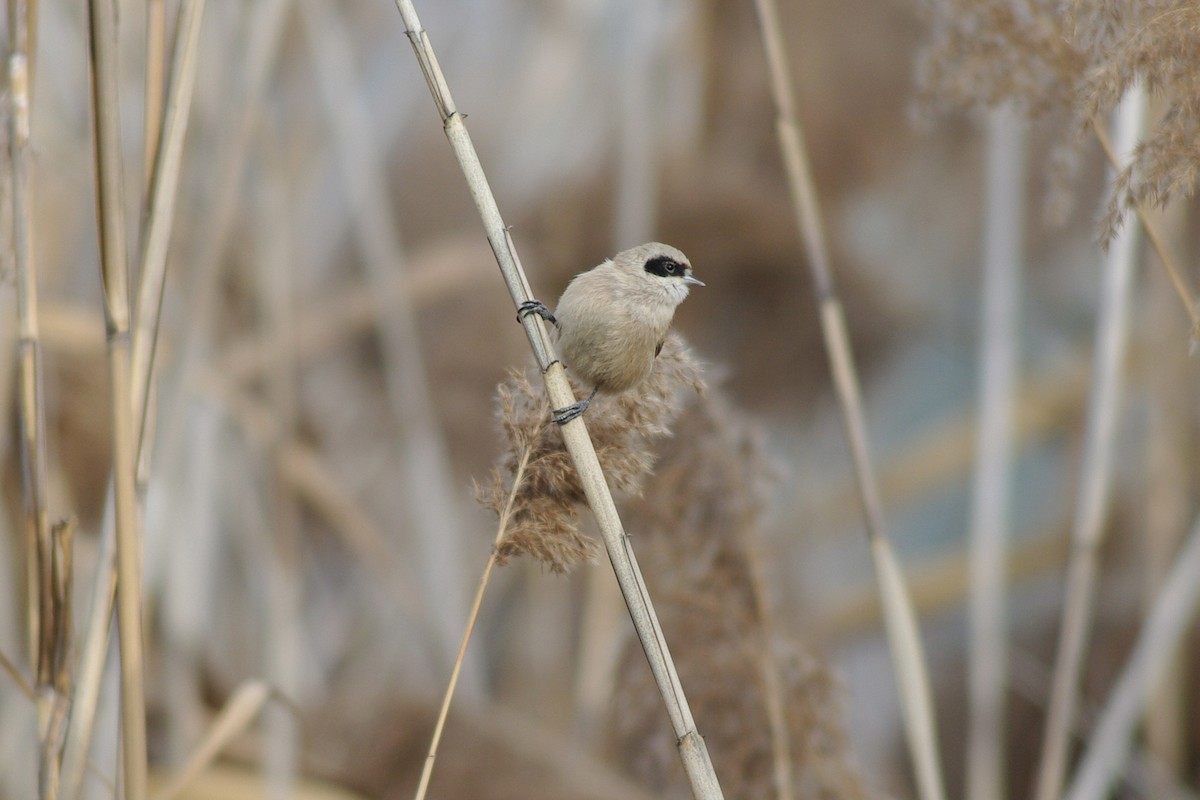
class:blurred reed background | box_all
[2,0,1199,798]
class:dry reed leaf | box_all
[153,680,282,800]
[476,333,705,573]
[150,764,365,800]
[0,649,34,701]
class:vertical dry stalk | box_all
[742,525,795,800]
[6,3,68,795]
[1034,84,1148,800]
[967,105,1024,800]
[1063,513,1200,800]
[390,3,724,796]
[614,0,660,248]
[750,2,946,798]
[1140,202,1190,784]
[85,0,148,797]
[258,146,301,799]
[37,520,74,800]
[60,5,206,795]
[7,0,50,687]
[149,0,288,487]
[143,0,166,190]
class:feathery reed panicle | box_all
[917,0,1200,246]
[609,389,866,800]
[914,0,1084,219]
[1079,4,1200,244]
[479,334,705,574]
[915,0,1082,117]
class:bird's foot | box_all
[517,299,557,327]
[552,387,598,426]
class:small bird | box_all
[519,242,703,425]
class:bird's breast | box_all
[556,300,670,394]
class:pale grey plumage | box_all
[541,242,701,423]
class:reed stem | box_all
[85,0,147,794]
[7,0,50,696]
[751,1,945,797]
[967,105,1024,800]
[60,5,207,795]
[1064,514,1200,800]
[1034,84,1148,800]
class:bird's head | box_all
[612,242,703,306]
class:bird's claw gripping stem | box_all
[552,386,598,426]
[517,299,557,327]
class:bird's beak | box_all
[683,271,705,287]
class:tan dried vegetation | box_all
[917,0,1200,240]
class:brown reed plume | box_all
[479,334,705,573]
[609,388,867,800]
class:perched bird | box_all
[519,242,703,424]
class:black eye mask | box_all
[644,255,687,278]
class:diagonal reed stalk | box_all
[85,0,147,797]
[152,680,284,800]
[1089,119,1199,337]
[413,446,532,800]
[60,3,207,796]
[1033,84,1148,800]
[967,105,1024,800]
[131,0,207,465]
[750,2,946,798]
[0,647,36,701]
[390,2,724,796]
[1063,513,1200,800]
